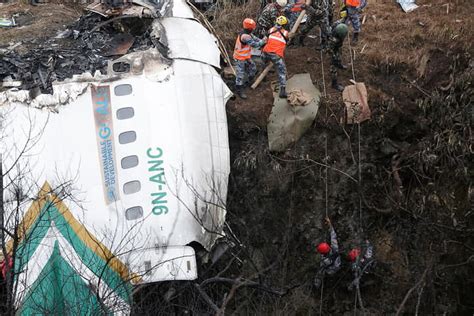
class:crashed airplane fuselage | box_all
[1,0,230,314]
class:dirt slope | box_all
[219,0,473,314]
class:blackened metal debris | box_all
[0,12,168,94]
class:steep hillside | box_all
[213,0,473,314]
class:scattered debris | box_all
[0,17,15,27]
[0,12,163,94]
[267,73,320,152]
[342,81,371,124]
[397,0,418,13]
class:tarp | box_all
[267,73,320,152]
[397,0,418,12]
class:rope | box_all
[319,278,324,316]
[320,29,327,98]
[347,31,356,81]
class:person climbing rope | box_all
[261,15,290,98]
[347,240,375,290]
[233,18,267,99]
[328,22,348,92]
[314,216,341,289]
[255,0,292,38]
[343,0,367,43]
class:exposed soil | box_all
[0,2,81,51]
[219,0,473,314]
[1,0,473,315]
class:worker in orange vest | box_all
[343,0,367,43]
[262,16,290,98]
[233,18,267,99]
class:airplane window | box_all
[123,180,141,195]
[117,107,134,120]
[121,155,138,169]
[119,131,137,144]
[114,84,132,96]
[125,206,143,220]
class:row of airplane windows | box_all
[114,84,144,221]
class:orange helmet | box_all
[316,242,331,254]
[243,18,256,30]
[348,248,361,262]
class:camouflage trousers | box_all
[344,6,361,33]
[299,13,330,41]
[288,11,300,29]
[262,52,287,87]
[235,58,257,86]
[329,45,342,81]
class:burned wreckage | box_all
[0,0,231,314]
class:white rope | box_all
[319,278,324,316]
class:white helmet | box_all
[276,0,287,7]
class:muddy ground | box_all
[215,0,473,314]
[1,0,473,315]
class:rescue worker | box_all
[347,240,374,290]
[314,216,341,289]
[233,18,267,99]
[262,16,290,98]
[294,0,331,48]
[343,0,367,43]
[287,0,306,29]
[256,0,291,38]
[328,22,348,92]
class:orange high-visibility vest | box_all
[233,33,252,60]
[291,0,306,12]
[262,27,289,58]
[346,0,361,7]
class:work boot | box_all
[235,85,247,99]
[352,32,359,44]
[279,86,287,98]
[331,79,344,92]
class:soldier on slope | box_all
[328,22,348,91]
[314,216,342,289]
[233,18,267,99]
[255,0,292,37]
[294,0,331,49]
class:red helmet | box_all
[243,18,256,30]
[348,248,361,262]
[316,242,331,254]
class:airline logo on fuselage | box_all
[91,85,120,204]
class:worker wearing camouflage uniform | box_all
[255,0,291,38]
[287,0,306,29]
[347,240,375,290]
[343,0,367,43]
[233,18,267,99]
[294,0,331,48]
[314,217,341,289]
[328,22,348,92]
[262,16,290,98]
